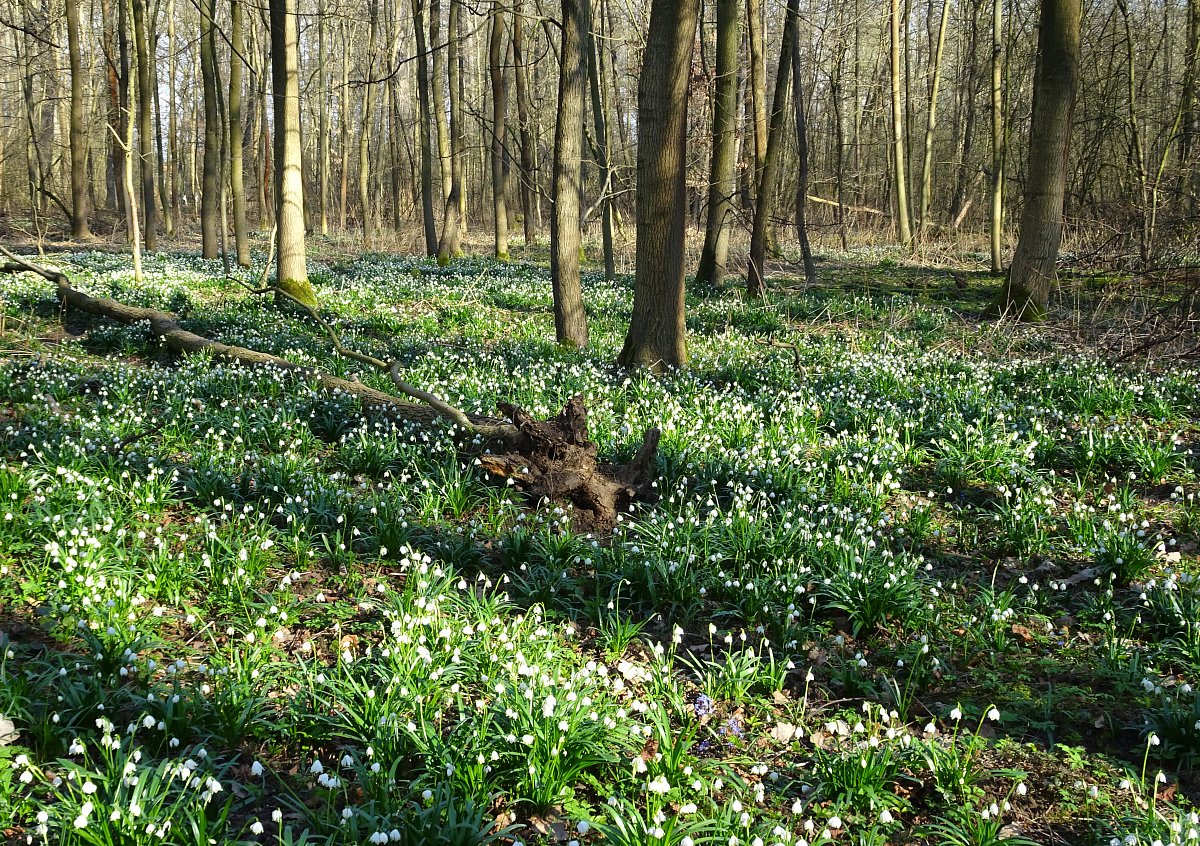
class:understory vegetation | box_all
[1,249,1199,845]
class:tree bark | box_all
[412,0,438,255]
[270,0,318,306]
[617,0,700,371]
[131,0,157,250]
[66,0,91,239]
[230,0,250,266]
[989,0,1005,273]
[359,0,379,248]
[791,14,816,284]
[585,0,615,278]
[551,0,590,348]
[200,0,220,258]
[430,0,452,203]
[437,0,466,263]
[513,0,537,249]
[918,0,951,239]
[747,0,798,299]
[987,0,1080,320]
[696,0,738,286]
[317,0,330,235]
[489,3,510,260]
[889,0,913,245]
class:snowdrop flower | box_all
[250,821,264,835]
[950,707,963,721]
[251,761,264,777]
[987,707,1001,721]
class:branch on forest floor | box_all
[0,248,662,528]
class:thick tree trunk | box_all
[167,0,179,221]
[696,0,738,286]
[513,0,537,249]
[66,0,90,239]
[123,0,143,281]
[889,0,913,245]
[437,0,465,263]
[339,25,351,232]
[359,0,379,248]
[230,0,250,266]
[200,0,220,258]
[550,0,590,348]
[617,0,700,371]
[132,0,157,251]
[489,4,510,260]
[318,0,330,235]
[987,0,1080,320]
[412,0,438,255]
[585,0,615,279]
[747,0,798,299]
[791,18,816,284]
[989,0,1005,273]
[150,14,173,238]
[270,0,318,306]
[918,0,951,239]
[430,0,452,203]
[746,0,768,185]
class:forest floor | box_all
[1,246,1199,846]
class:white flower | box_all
[987,707,1001,721]
[272,809,283,823]
[81,781,97,795]
[880,809,894,823]
[1016,782,1027,795]
[250,821,264,835]
[251,761,264,777]
[950,707,963,721]
[647,775,671,794]
[576,821,590,835]
[828,816,842,829]
[310,759,324,774]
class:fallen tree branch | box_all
[1,248,662,527]
[1,245,513,438]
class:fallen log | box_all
[0,249,660,527]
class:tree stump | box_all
[478,396,660,529]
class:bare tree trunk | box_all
[890,0,913,245]
[513,0,537,249]
[167,0,179,221]
[339,23,351,232]
[122,0,143,280]
[270,0,317,305]
[585,0,615,278]
[149,12,173,238]
[230,0,250,265]
[437,0,465,262]
[617,0,700,371]
[412,0,438,254]
[747,0,797,299]
[360,0,378,248]
[696,0,738,286]
[318,0,330,235]
[200,0,219,257]
[551,0,590,348]
[988,0,1080,319]
[131,0,158,250]
[791,11,815,283]
[918,0,950,239]
[746,0,767,185]
[430,0,451,203]
[490,2,510,260]
[989,0,1005,273]
[66,0,91,238]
